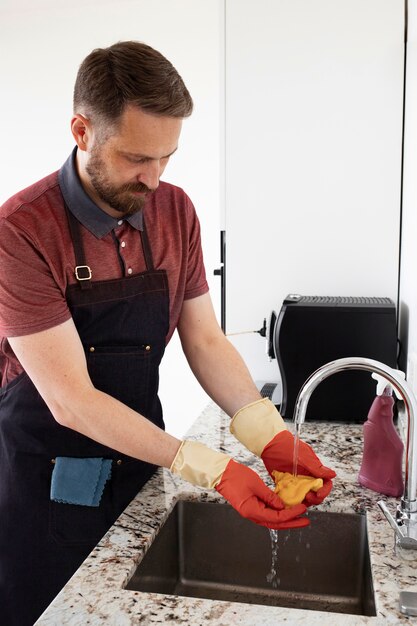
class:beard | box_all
[86,146,153,217]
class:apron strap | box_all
[65,204,92,290]
[140,221,155,271]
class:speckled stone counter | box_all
[35,404,417,625]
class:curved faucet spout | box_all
[293,357,417,526]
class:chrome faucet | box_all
[292,357,417,548]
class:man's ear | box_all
[71,114,91,151]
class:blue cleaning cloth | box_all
[50,457,112,507]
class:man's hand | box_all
[216,459,309,529]
[170,440,309,529]
[230,398,336,507]
[261,430,336,506]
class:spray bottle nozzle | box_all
[371,372,405,399]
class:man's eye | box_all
[126,156,147,164]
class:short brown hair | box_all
[73,41,193,126]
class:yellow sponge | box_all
[272,471,323,507]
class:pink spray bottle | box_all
[358,374,404,497]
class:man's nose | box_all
[137,160,161,190]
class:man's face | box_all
[84,106,182,217]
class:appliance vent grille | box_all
[299,296,393,306]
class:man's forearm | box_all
[8,321,182,469]
[49,385,182,468]
[182,333,262,417]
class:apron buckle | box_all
[75,265,92,281]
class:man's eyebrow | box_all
[119,147,178,159]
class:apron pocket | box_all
[86,345,152,414]
[50,457,112,506]
[49,459,115,546]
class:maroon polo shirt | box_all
[0,148,208,386]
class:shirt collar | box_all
[58,147,143,238]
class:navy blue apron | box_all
[0,206,169,626]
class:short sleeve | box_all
[0,217,71,337]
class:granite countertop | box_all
[36,404,417,625]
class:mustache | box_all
[122,182,154,194]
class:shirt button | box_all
[127,268,133,275]
[118,220,123,226]
[121,241,126,248]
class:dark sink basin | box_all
[125,500,376,616]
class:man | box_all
[0,41,335,625]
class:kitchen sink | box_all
[125,500,376,616]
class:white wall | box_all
[225,0,404,390]
[400,0,417,393]
[0,0,223,438]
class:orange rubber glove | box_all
[262,431,335,506]
[170,440,309,529]
[216,459,309,529]
[230,399,336,507]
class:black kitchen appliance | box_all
[273,295,397,422]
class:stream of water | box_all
[266,421,304,587]
[266,529,280,588]
[266,527,310,589]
